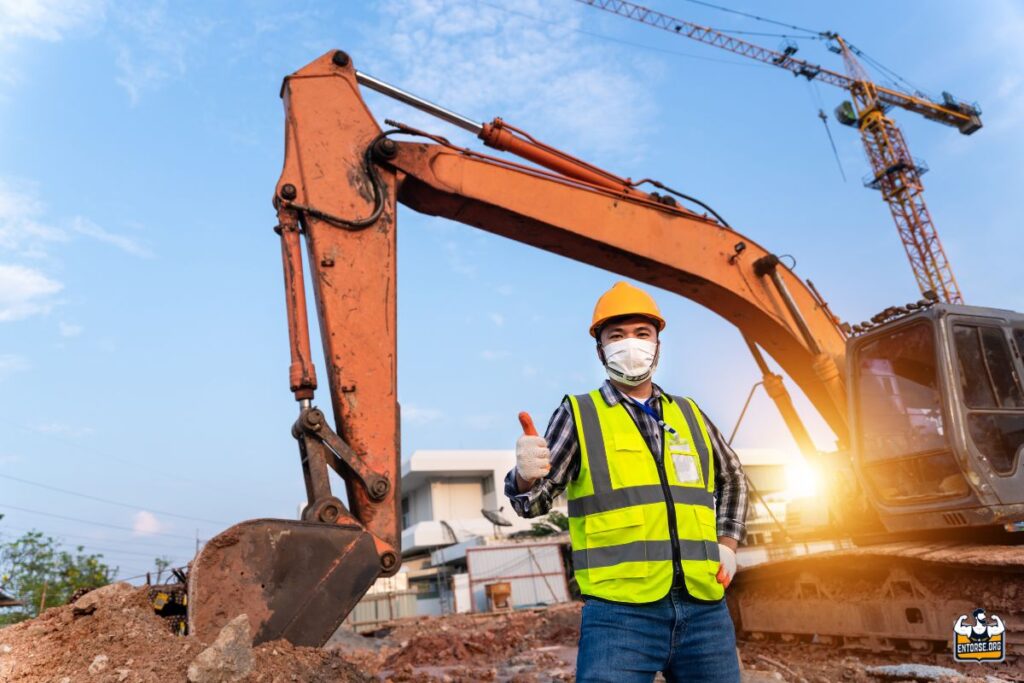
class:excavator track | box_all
[729,542,1024,668]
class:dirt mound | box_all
[0,583,372,682]
[386,622,523,668]
[335,603,581,681]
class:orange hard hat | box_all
[590,281,665,338]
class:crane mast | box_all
[832,36,963,303]
[575,0,980,304]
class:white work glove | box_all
[516,434,551,482]
[716,544,737,589]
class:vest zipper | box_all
[654,425,683,586]
[621,398,683,587]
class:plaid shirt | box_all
[504,380,748,542]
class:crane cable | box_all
[706,27,826,40]
[845,41,930,99]
[675,0,823,35]
[806,81,846,182]
[817,110,846,183]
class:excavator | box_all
[187,51,1024,657]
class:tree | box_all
[0,531,116,625]
[153,556,172,583]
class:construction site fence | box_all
[341,589,419,633]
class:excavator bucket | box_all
[187,518,381,646]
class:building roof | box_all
[401,450,514,491]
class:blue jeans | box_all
[575,587,740,682]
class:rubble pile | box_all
[2,585,1020,683]
[0,583,372,683]
[739,641,1021,683]
[328,603,581,682]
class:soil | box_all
[739,640,1022,683]
[1,585,1020,682]
[328,604,580,681]
[0,583,372,682]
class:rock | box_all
[865,664,965,681]
[74,582,134,615]
[0,644,11,654]
[186,615,254,683]
[89,654,109,674]
[741,673,785,683]
[116,668,131,681]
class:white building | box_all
[399,450,568,614]
[401,450,566,555]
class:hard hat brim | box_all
[590,313,666,338]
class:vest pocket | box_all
[582,507,649,582]
[610,430,660,489]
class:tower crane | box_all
[576,0,982,305]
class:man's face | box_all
[599,316,658,346]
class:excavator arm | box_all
[189,50,853,647]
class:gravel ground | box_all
[1,587,1019,682]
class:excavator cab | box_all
[848,303,1024,535]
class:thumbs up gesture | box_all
[516,411,550,482]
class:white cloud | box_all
[403,404,444,424]
[364,0,659,162]
[0,180,66,321]
[111,2,213,105]
[480,349,510,361]
[443,240,476,277]
[0,264,63,321]
[132,510,167,536]
[30,421,94,437]
[0,178,150,323]
[0,0,106,86]
[488,312,505,327]
[71,216,153,258]
[496,285,515,296]
[58,321,83,337]
[0,0,105,42]
[0,178,69,257]
[983,1,1024,131]
[0,353,30,379]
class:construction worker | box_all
[505,281,747,683]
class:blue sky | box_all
[1,0,1021,580]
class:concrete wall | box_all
[430,477,485,521]
[404,482,433,527]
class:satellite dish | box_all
[439,520,459,545]
[482,507,513,527]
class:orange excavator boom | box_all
[188,49,852,646]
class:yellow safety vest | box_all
[566,390,723,603]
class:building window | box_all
[401,496,410,529]
[482,476,494,495]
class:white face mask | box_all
[601,338,659,386]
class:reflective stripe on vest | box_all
[566,390,724,603]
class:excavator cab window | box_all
[952,324,1024,475]
[852,320,970,505]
